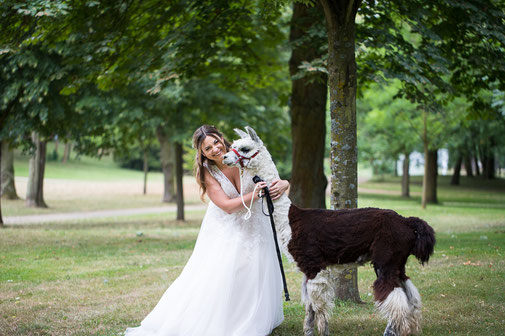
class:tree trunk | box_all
[156,126,176,202]
[463,155,473,177]
[321,0,361,303]
[473,154,480,176]
[26,132,48,208]
[143,148,148,195]
[1,141,19,199]
[423,149,438,206]
[62,141,71,163]
[53,138,59,160]
[401,152,410,197]
[0,141,4,227]
[483,154,495,179]
[482,138,496,179]
[451,154,462,185]
[289,2,328,209]
[175,142,184,221]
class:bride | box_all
[125,125,290,336]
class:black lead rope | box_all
[252,176,290,302]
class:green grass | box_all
[1,156,505,335]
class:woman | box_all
[125,125,290,336]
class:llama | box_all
[223,127,436,336]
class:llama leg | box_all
[383,321,397,336]
[402,279,422,334]
[374,276,411,336]
[303,303,316,336]
[302,276,316,336]
[306,271,334,336]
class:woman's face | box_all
[201,135,226,162]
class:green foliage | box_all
[358,81,420,172]
[1,0,292,172]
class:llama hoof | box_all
[383,322,398,336]
[303,329,315,336]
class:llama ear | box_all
[245,126,263,145]
[234,128,249,139]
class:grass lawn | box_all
[1,157,505,335]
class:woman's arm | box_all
[204,169,267,214]
[268,179,290,200]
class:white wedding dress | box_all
[125,164,284,336]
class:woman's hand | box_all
[269,179,290,200]
[254,181,268,200]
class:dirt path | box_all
[6,175,374,225]
[3,204,208,225]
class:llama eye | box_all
[241,147,250,153]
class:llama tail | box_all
[407,217,436,264]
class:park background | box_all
[1,1,504,335]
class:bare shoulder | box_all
[203,166,222,190]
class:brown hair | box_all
[192,125,231,201]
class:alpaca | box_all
[223,127,435,336]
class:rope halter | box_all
[230,148,259,168]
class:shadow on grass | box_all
[359,192,422,204]
[440,201,505,209]
[5,218,203,231]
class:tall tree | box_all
[0,141,3,227]
[1,141,19,200]
[26,132,48,208]
[175,142,185,221]
[289,2,328,209]
[156,126,176,203]
[320,0,362,302]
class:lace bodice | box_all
[205,163,241,199]
[202,162,269,259]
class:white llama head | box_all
[223,126,264,169]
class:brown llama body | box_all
[288,204,435,335]
[288,204,435,301]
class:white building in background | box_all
[397,149,449,176]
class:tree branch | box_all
[319,0,333,31]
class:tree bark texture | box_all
[175,142,184,221]
[321,0,362,303]
[0,141,4,227]
[1,141,19,199]
[289,2,328,209]
[26,132,48,208]
[401,152,410,197]
[451,155,462,185]
[156,126,176,203]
